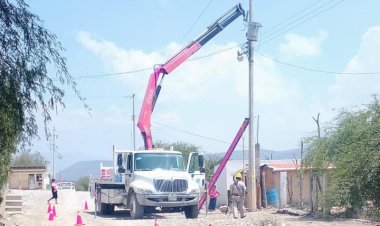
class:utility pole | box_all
[246,0,261,212]
[51,127,62,180]
[52,127,55,179]
[125,94,136,150]
[132,94,136,150]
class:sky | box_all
[25,0,380,173]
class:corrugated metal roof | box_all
[261,160,300,171]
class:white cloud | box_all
[279,31,328,58]
[75,31,317,151]
[329,26,380,107]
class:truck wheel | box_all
[96,189,112,215]
[144,206,155,214]
[129,193,144,219]
[106,204,115,215]
[184,204,198,219]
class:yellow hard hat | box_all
[235,172,242,179]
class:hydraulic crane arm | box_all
[137,4,245,149]
[198,118,249,210]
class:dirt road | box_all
[0,189,377,226]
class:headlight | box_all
[135,188,153,194]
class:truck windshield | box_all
[134,153,185,171]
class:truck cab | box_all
[91,148,205,219]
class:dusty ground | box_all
[0,189,378,226]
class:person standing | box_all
[208,185,220,211]
[230,172,246,219]
[47,179,58,204]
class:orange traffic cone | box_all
[75,211,84,225]
[47,203,51,213]
[154,218,159,226]
[48,210,54,221]
[84,201,88,210]
[52,205,57,217]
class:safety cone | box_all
[154,218,159,226]
[48,210,54,221]
[52,205,57,217]
[75,211,84,225]
[47,203,52,213]
[84,201,88,210]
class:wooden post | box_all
[261,170,267,208]
[300,141,304,206]
[322,173,328,217]
[309,171,314,213]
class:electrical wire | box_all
[255,50,379,75]
[260,0,345,45]
[264,0,324,35]
[153,122,230,145]
[179,0,214,45]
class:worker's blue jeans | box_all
[208,198,217,211]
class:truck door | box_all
[125,152,134,191]
[187,152,205,188]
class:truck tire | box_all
[144,206,155,214]
[184,204,198,219]
[96,189,113,215]
[129,193,144,219]
[106,204,115,215]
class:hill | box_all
[56,160,112,182]
[228,148,301,160]
[58,149,301,182]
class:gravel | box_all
[0,190,377,226]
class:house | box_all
[213,160,248,207]
[213,159,312,208]
[8,166,50,190]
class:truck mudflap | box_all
[136,193,199,207]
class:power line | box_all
[74,68,151,80]
[153,122,231,145]
[255,50,379,75]
[69,0,346,81]
[260,0,345,45]
[179,0,214,44]
[264,0,324,35]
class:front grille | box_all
[154,179,188,193]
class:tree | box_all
[154,141,200,166]
[11,150,47,167]
[76,176,89,191]
[0,0,86,187]
[305,95,380,218]
[204,153,222,180]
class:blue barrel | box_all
[266,188,279,207]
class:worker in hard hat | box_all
[229,172,246,219]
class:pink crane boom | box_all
[137,4,245,149]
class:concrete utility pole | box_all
[52,127,55,179]
[132,94,136,150]
[125,94,136,150]
[51,127,61,179]
[246,0,261,211]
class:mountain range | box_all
[57,148,301,182]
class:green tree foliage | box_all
[154,141,199,166]
[75,176,89,191]
[11,150,47,167]
[0,0,85,196]
[305,95,380,214]
[204,153,222,180]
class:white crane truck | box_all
[90,4,245,219]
